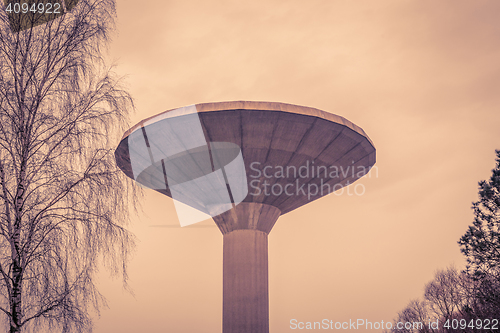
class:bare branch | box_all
[0,1,140,332]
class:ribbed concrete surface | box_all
[115,101,376,216]
[213,203,281,234]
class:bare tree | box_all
[0,1,136,332]
[388,267,480,333]
[389,299,434,333]
[424,267,468,324]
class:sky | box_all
[93,1,500,332]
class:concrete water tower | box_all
[115,101,375,333]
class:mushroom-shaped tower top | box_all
[115,101,375,225]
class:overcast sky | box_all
[94,1,500,332]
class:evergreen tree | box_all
[459,149,500,316]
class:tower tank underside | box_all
[116,105,375,217]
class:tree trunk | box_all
[10,257,22,333]
[10,160,26,333]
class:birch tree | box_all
[0,1,136,332]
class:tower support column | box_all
[223,229,269,333]
[212,203,281,333]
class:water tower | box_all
[115,101,375,333]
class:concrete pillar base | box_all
[213,203,281,333]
